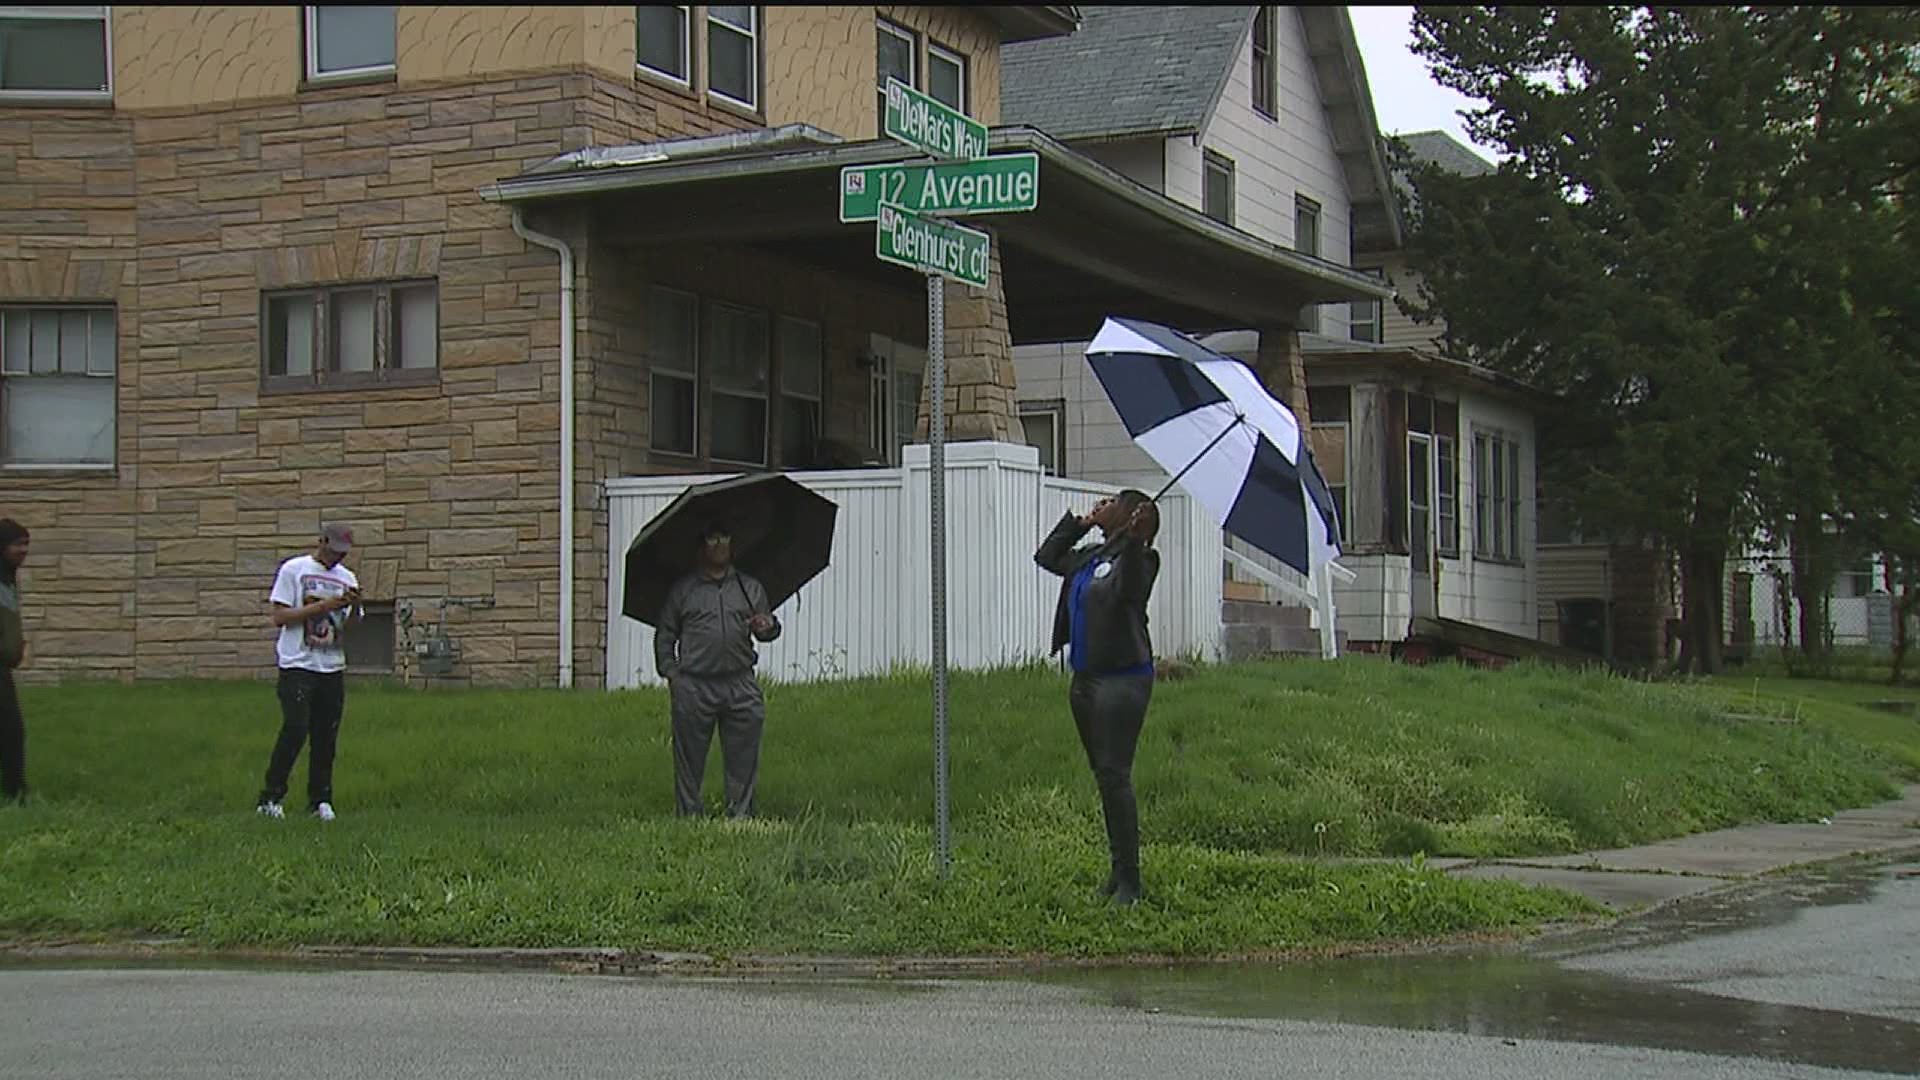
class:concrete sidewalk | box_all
[1449,784,1920,911]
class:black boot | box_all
[1100,782,1143,906]
[1111,862,1144,906]
[1098,865,1118,899]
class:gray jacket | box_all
[653,569,782,679]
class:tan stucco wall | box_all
[111,6,614,111]
[112,6,302,110]
[766,5,1002,138]
[398,6,591,83]
[111,6,1005,128]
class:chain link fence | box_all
[1724,553,1916,678]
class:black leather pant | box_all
[1069,671,1153,878]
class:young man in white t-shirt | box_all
[256,523,362,822]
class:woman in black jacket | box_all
[1034,490,1161,905]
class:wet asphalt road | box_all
[1,855,1914,1079]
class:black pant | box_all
[259,668,346,809]
[670,671,766,818]
[0,669,24,803]
[1069,671,1153,876]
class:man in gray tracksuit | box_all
[653,523,782,819]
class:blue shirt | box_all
[1067,557,1154,677]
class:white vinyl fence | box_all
[604,442,1226,688]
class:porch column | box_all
[1255,325,1311,429]
[916,233,1020,442]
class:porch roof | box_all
[479,125,1393,343]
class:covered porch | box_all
[478,125,1390,685]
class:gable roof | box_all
[1000,5,1255,141]
[1387,129,1496,202]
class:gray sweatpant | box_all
[669,671,766,818]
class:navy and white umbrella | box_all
[1085,317,1342,576]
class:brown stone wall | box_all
[915,238,1019,442]
[0,109,140,680]
[0,69,758,687]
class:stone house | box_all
[0,3,1075,686]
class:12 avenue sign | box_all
[840,152,1039,223]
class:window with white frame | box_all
[876,17,916,135]
[1435,432,1458,555]
[1474,429,1524,561]
[1,306,116,466]
[1251,7,1276,119]
[1203,150,1235,226]
[706,5,758,109]
[1018,400,1066,475]
[1348,267,1385,343]
[635,5,691,84]
[305,5,396,81]
[1295,195,1322,332]
[0,5,110,98]
[648,286,698,457]
[778,316,823,468]
[707,301,769,465]
[928,40,967,114]
[262,282,437,390]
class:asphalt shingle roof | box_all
[1387,129,1496,202]
[1001,6,1254,140]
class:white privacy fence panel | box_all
[604,442,1223,689]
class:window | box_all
[1474,430,1524,561]
[262,282,438,391]
[648,287,698,457]
[1295,195,1322,332]
[1435,433,1458,555]
[876,17,916,136]
[1,306,115,466]
[1018,400,1066,475]
[928,41,967,113]
[305,5,396,81]
[778,316,823,468]
[1309,422,1348,541]
[1408,434,1432,573]
[1251,7,1276,119]
[1348,267,1385,343]
[707,302,769,465]
[867,338,926,466]
[1839,559,1880,598]
[1203,151,1235,225]
[0,5,109,98]
[636,5,691,84]
[707,5,758,110]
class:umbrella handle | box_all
[736,574,761,618]
[1153,413,1247,501]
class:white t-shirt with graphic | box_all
[269,554,360,673]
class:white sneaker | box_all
[313,802,337,822]
[257,801,285,820]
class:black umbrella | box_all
[621,473,839,627]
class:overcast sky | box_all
[1347,6,1490,153]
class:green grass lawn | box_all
[0,659,1913,958]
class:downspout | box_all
[511,208,576,689]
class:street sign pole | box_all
[860,90,1036,881]
[927,271,951,880]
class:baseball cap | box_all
[321,523,355,554]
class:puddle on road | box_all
[1027,856,1920,1076]
[1024,951,1919,1075]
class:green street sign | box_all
[876,202,991,288]
[840,152,1039,223]
[883,77,988,161]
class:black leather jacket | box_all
[1034,510,1160,673]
